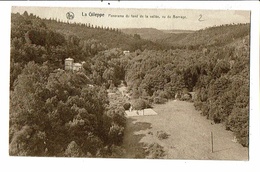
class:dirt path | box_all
[122,100,248,160]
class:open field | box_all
[122,100,248,160]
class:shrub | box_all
[108,123,125,145]
[109,145,126,158]
[132,98,150,110]
[180,93,192,101]
[144,143,165,159]
[226,106,249,147]
[158,90,170,99]
[153,97,160,104]
[194,101,203,110]
[64,141,85,157]
[201,103,209,117]
[134,151,146,159]
[123,102,131,110]
[153,97,167,104]
[134,148,146,159]
[156,130,169,140]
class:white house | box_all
[65,58,84,72]
[73,63,82,71]
[65,58,74,71]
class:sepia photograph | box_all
[0,0,259,171]
[8,6,251,161]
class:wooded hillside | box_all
[10,12,126,157]
[122,24,250,50]
[44,18,164,51]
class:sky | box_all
[12,6,250,31]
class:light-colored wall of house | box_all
[65,58,83,71]
[73,63,82,71]
[65,60,74,70]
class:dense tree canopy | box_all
[9,12,126,157]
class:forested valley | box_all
[9,11,250,157]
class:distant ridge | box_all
[121,24,249,49]
[161,29,195,34]
[121,28,192,42]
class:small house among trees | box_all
[65,58,85,71]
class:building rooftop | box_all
[73,63,82,66]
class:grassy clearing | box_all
[122,100,248,160]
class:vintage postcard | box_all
[9,5,250,161]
